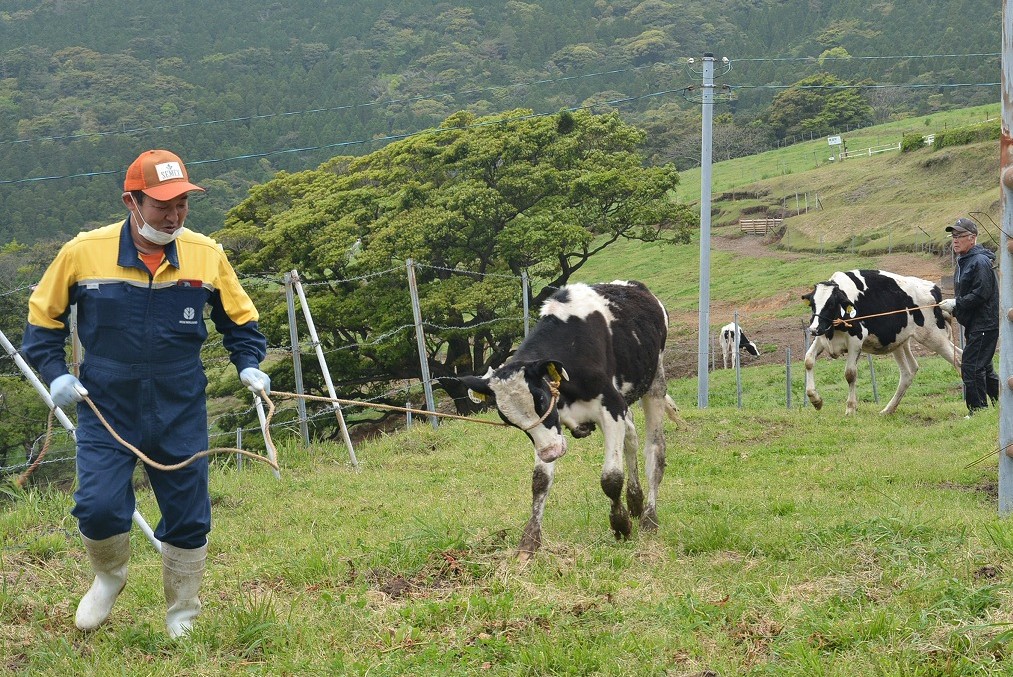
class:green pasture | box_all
[677,103,1001,201]
[676,103,1001,255]
[4,351,1010,675]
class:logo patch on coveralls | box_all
[180,306,199,325]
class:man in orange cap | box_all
[22,149,270,638]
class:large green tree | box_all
[216,109,695,436]
[766,73,874,140]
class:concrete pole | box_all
[998,0,1013,514]
[697,53,716,408]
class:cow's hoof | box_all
[626,486,644,518]
[517,522,541,560]
[610,508,632,540]
[641,507,659,532]
[812,398,823,410]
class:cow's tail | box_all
[664,394,686,428]
[942,312,963,370]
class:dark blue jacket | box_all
[954,244,998,333]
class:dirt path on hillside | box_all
[662,233,951,381]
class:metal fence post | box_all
[284,272,311,447]
[407,259,438,429]
[786,347,792,409]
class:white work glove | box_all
[240,367,271,396]
[50,374,88,408]
[939,299,956,313]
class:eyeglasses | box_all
[950,233,973,240]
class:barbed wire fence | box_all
[1,261,854,491]
[0,261,541,486]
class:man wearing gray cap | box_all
[939,217,999,415]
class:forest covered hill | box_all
[0,0,1002,245]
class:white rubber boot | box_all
[162,542,207,639]
[75,532,130,631]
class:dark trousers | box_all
[961,328,999,412]
[73,355,211,549]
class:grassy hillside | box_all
[678,103,1002,253]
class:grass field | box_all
[3,354,1010,675]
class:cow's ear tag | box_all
[546,363,569,382]
[467,389,486,404]
[846,305,856,318]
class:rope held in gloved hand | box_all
[16,394,280,488]
[78,395,280,472]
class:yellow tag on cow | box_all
[846,305,856,318]
[467,389,486,404]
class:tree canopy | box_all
[217,108,695,433]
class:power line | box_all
[0,52,1000,188]
[733,52,999,63]
[0,60,689,148]
[0,51,997,148]
[731,81,1000,91]
[0,87,690,187]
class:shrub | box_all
[932,121,1000,149]
[901,133,926,153]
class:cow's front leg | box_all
[517,459,556,562]
[804,338,824,410]
[601,414,631,540]
[844,352,860,415]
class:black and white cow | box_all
[453,280,681,560]
[719,322,760,369]
[802,269,961,415]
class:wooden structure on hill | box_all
[739,217,783,235]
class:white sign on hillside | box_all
[827,135,842,146]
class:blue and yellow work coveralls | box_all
[22,218,267,548]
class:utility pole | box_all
[998,0,1013,513]
[690,52,731,408]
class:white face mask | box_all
[130,195,183,246]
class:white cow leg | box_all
[881,342,917,414]
[621,412,643,519]
[804,340,824,410]
[844,353,860,415]
[517,459,556,562]
[639,388,668,532]
[600,414,631,541]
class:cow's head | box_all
[802,281,856,337]
[453,359,570,463]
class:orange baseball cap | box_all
[123,149,205,201]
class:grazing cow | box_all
[719,322,760,369]
[801,269,961,415]
[452,280,681,560]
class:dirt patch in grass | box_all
[937,478,998,498]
